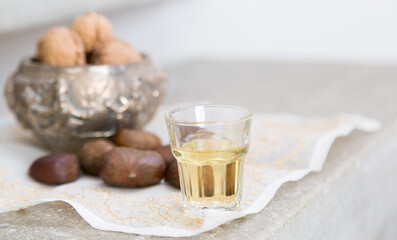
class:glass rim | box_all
[164,104,253,125]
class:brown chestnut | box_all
[113,129,161,150]
[79,139,115,175]
[100,147,166,187]
[29,153,79,185]
[156,144,177,168]
[165,160,180,189]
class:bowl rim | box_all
[20,53,152,70]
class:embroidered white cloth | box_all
[0,109,380,237]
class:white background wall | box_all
[1,0,397,114]
[110,0,397,66]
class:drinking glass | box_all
[165,104,252,215]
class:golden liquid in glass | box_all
[172,138,248,209]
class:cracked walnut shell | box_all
[90,39,142,65]
[36,27,85,66]
[71,12,113,52]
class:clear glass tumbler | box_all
[165,104,253,215]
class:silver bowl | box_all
[4,56,167,151]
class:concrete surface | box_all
[1,61,397,239]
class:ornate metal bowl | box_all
[4,56,167,151]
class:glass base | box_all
[183,200,241,217]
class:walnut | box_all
[90,39,142,65]
[36,27,85,66]
[71,12,113,52]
